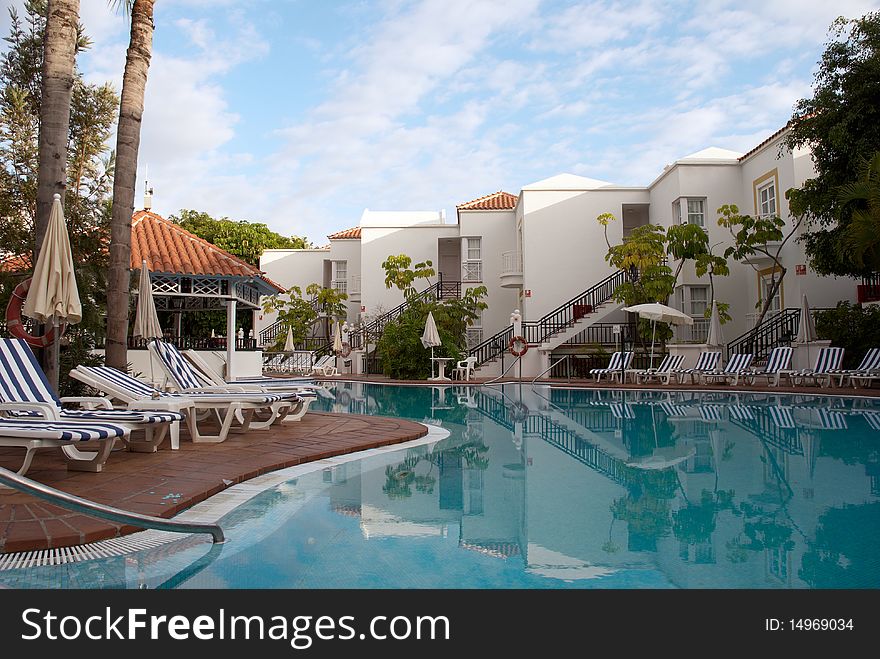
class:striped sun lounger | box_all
[71,366,298,444]
[0,338,184,453]
[589,352,634,383]
[0,418,129,475]
[743,347,793,387]
[788,347,845,387]
[674,351,721,384]
[702,353,754,386]
[832,348,880,387]
[632,354,686,385]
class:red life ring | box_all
[340,341,352,358]
[509,335,529,357]
[4,277,64,348]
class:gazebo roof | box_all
[131,210,282,294]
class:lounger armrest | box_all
[180,385,250,394]
[0,401,61,419]
[60,396,114,410]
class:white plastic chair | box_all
[452,356,477,381]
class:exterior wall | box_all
[738,140,857,316]
[359,222,459,320]
[520,187,649,319]
[327,238,362,323]
[256,248,327,336]
[649,162,753,340]
[458,208,520,339]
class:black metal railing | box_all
[347,276,460,351]
[564,321,638,347]
[726,307,830,364]
[468,269,628,367]
[470,388,634,487]
[123,335,260,351]
[258,298,324,346]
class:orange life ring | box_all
[340,341,352,358]
[509,335,529,357]
[4,277,64,348]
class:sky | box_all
[1,0,877,244]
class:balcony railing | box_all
[466,328,484,348]
[462,260,482,282]
[331,279,347,294]
[671,317,710,343]
[501,250,522,275]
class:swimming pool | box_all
[2,384,879,588]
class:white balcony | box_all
[499,250,523,288]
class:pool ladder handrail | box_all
[0,466,225,544]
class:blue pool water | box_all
[2,384,879,589]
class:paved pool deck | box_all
[0,412,427,553]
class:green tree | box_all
[835,151,880,271]
[785,12,880,276]
[171,209,311,267]
[599,216,676,345]
[717,203,802,327]
[0,1,117,390]
[374,254,486,379]
[261,283,348,349]
[666,223,731,323]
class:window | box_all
[757,180,776,219]
[673,198,706,227]
[463,237,482,282]
[761,274,782,314]
[686,199,705,227]
[332,261,347,293]
[466,310,483,347]
[677,286,708,316]
[689,286,708,316]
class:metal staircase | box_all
[726,308,800,364]
[469,269,628,367]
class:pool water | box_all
[2,384,879,589]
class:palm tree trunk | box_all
[105,0,154,370]
[35,0,80,390]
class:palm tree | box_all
[106,0,154,370]
[35,0,81,389]
[838,151,880,273]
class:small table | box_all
[429,357,453,381]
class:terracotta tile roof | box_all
[0,254,31,273]
[738,124,790,162]
[327,226,361,239]
[456,190,518,210]
[131,210,283,291]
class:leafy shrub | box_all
[814,301,880,368]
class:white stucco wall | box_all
[458,208,520,338]
[359,218,459,319]
[257,248,328,335]
[327,238,362,323]
[519,186,649,319]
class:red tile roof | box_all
[131,210,283,291]
[456,190,518,210]
[738,124,790,162]
[327,226,361,240]
[0,254,31,273]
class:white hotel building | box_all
[257,127,858,377]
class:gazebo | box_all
[131,210,283,379]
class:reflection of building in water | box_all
[322,382,878,587]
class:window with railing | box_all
[463,238,482,282]
[466,310,483,347]
[332,261,347,293]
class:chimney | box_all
[144,180,153,210]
